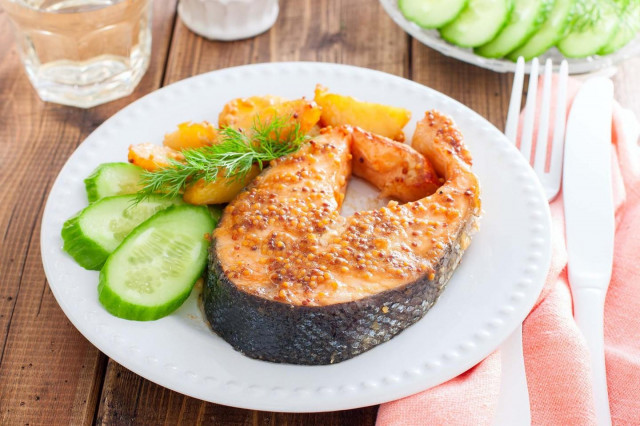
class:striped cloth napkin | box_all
[377,78,640,426]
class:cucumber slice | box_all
[85,162,144,203]
[557,0,621,57]
[508,0,575,61]
[440,0,514,48]
[61,195,183,270]
[475,0,554,58]
[399,0,469,29]
[98,205,216,321]
[599,0,639,55]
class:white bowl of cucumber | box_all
[381,0,640,74]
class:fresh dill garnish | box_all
[135,115,308,202]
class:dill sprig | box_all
[135,115,308,202]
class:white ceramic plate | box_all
[380,0,640,74]
[41,62,551,412]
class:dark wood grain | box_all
[0,0,177,424]
[163,0,408,85]
[410,40,513,130]
[96,361,377,425]
[1,0,639,424]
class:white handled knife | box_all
[563,77,614,426]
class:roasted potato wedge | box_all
[163,121,218,150]
[183,165,261,205]
[128,143,184,171]
[219,96,321,140]
[314,85,411,142]
[218,95,286,130]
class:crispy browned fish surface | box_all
[351,127,441,202]
[204,110,481,364]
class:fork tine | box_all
[533,59,553,178]
[519,58,540,163]
[547,60,569,200]
[505,57,525,144]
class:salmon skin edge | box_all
[203,215,476,366]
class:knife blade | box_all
[563,77,614,426]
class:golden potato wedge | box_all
[269,99,322,137]
[314,85,411,142]
[183,165,261,205]
[128,143,184,171]
[218,95,286,130]
[163,121,218,150]
[218,96,321,140]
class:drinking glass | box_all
[1,0,152,108]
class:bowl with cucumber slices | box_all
[381,0,640,73]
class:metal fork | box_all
[493,57,569,426]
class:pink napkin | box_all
[376,78,640,426]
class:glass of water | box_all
[1,0,152,108]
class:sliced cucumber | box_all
[399,0,469,29]
[508,0,575,60]
[98,205,215,321]
[599,0,640,55]
[557,0,621,57]
[61,195,183,270]
[440,0,514,48]
[475,0,554,58]
[85,162,144,203]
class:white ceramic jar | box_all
[178,0,279,41]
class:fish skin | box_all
[204,223,471,365]
[204,110,480,365]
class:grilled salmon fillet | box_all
[204,110,481,364]
[351,127,441,202]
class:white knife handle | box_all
[572,286,611,426]
[493,325,531,426]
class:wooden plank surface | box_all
[411,41,512,129]
[0,0,638,424]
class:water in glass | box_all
[1,0,152,108]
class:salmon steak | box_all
[204,110,481,365]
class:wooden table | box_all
[1,0,638,424]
